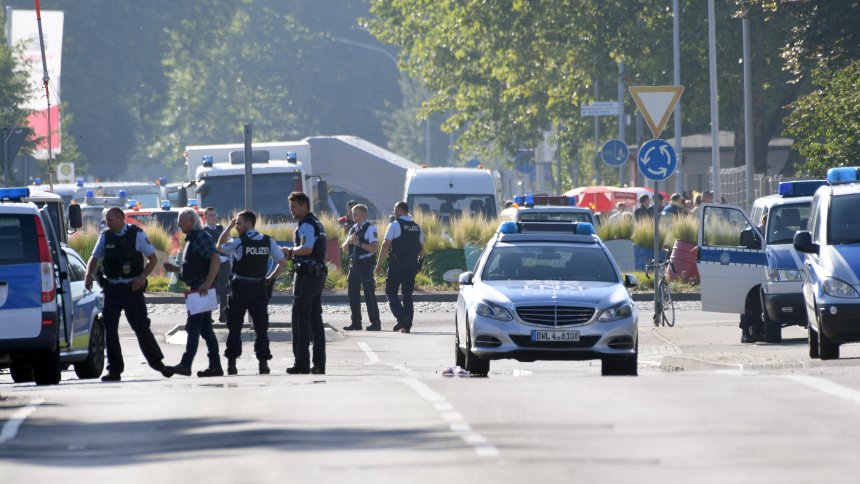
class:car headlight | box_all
[476,301,513,321]
[822,278,860,298]
[598,302,634,322]
[767,269,802,282]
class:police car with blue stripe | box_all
[455,220,639,376]
[696,180,824,343]
[794,167,860,360]
[0,187,105,385]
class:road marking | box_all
[358,341,500,460]
[0,398,44,445]
[782,375,860,405]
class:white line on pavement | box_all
[0,398,45,445]
[356,341,380,364]
[781,375,860,405]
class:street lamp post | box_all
[707,0,722,202]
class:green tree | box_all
[0,7,34,184]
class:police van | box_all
[794,167,860,360]
[696,181,824,343]
[0,187,105,385]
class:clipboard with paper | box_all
[184,288,219,315]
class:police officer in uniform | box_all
[217,210,288,375]
[284,191,328,375]
[341,204,381,331]
[376,201,424,333]
[204,207,230,323]
[84,207,173,381]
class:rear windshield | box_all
[0,214,38,265]
[517,211,593,223]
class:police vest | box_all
[348,222,374,259]
[232,233,271,278]
[102,225,145,279]
[203,224,224,242]
[391,219,421,263]
[180,230,212,288]
[294,213,327,265]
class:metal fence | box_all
[710,165,786,212]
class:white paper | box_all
[185,289,219,316]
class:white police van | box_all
[794,167,860,359]
[696,181,823,343]
[0,187,105,385]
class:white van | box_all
[404,167,499,220]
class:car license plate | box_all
[531,330,580,342]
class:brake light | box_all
[33,215,56,303]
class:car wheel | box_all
[808,323,820,359]
[74,316,105,379]
[10,361,34,383]
[819,328,840,360]
[463,318,490,376]
[761,291,782,343]
[454,317,466,368]
[33,348,61,385]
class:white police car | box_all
[0,187,105,385]
[500,194,599,226]
[794,167,860,359]
[695,181,823,343]
[455,221,639,376]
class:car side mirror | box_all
[177,186,188,207]
[793,230,819,255]
[740,228,761,250]
[67,203,82,229]
[458,271,474,285]
[623,273,638,288]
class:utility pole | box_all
[707,0,722,202]
[673,0,684,194]
[243,124,253,210]
[617,62,626,186]
[742,9,755,209]
[593,81,601,185]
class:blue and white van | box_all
[696,181,824,343]
[794,167,860,360]
[0,187,104,385]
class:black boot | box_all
[227,358,238,375]
[259,360,270,375]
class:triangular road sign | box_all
[629,86,684,138]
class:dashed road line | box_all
[781,375,860,405]
[359,341,500,459]
[0,398,44,445]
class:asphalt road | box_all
[2,302,860,483]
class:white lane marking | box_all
[0,398,45,445]
[782,375,860,405]
[358,341,499,459]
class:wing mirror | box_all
[458,271,474,285]
[67,203,82,229]
[793,230,819,255]
[623,273,638,288]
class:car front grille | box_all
[516,305,595,326]
[509,335,600,348]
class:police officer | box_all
[375,201,424,333]
[341,204,381,331]
[284,191,328,375]
[217,210,288,375]
[84,207,173,381]
[337,200,358,234]
[203,207,230,323]
[163,208,223,376]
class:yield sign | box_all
[629,86,684,138]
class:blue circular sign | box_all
[637,139,677,181]
[601,139,629,168]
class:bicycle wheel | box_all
[661,279,675,327]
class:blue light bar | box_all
[498,221,520,234]
[118,190,127,199]
[575,222,596,236]
[525,194,535,207]
[202,155,214,167]
[127,199,138,209]
[0,187,30,202]
[514,195,524,205]
[778,180,826,197]
[76,178,84,187]
[287,151,297,163]
[161,200,171,210]
[85,189,94,198]
[567,196,577,206]
[159,177,168,186]
[34,177,41,185]
[827,167,860,185]
[188,198,198,207]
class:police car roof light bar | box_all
[0,187,31,202]
[778,180,827,197]
[827,167,860,185]
[498,220,597,236]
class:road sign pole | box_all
[654,180,660,311]
[244,124,253,211]
[673,0,684,194]
[593,81,601,185]
[708,0,721,202]
[743,14,755,211]
[618,62,626,186]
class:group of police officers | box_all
[82,192,424,381]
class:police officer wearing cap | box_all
[341,204,381,331]
[376,201,424,333]
[84,207,173,381]
[217,210,288,375]
[283,191,328,375]
[203,206,230,323]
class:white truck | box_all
[403,167,501,221]
[184,136,418,219]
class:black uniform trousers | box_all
[348,256,380,326]
[214,260,231,322]
[224,278,272,361]
[291,268,327,370]
[385,259,418,329]
[102,283,165,375]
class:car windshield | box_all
[766,203,810,244]
[517,211,593,223]
[197,173,302,220]
[407,194,496,219]
[829,193,860,244]
[126,211,179,234]
[481,244,618,283]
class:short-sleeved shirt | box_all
[295,221,318,251]
[92,223,157,259]
[348,221,379,260]
[220,229,285,264]
[383,215,425,243]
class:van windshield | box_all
[407,194,496,220]
[197,173,302,220]
[766,203,811,244]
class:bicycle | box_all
[645,259,675,327]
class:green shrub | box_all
[141,221,172,253]
[598,217,634,241]
[69,229,99,262]
[671,215,698,244]
[704,218,742,246]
